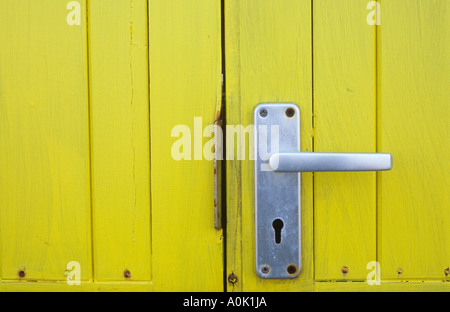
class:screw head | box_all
[228,273,238,284]
[18,270,26,278]
[287,264,298,275]
[259,109,268,118]
[445,268,450,276]
[397,268,403,275]
[123,270,131,279]
[341,266,349,274]
[260,265,271,275]
[285,108,296,118]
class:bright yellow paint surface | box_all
[89,0,152,281]
[0,0,92,282]
[225,0,315,292]
[0,0,223,291]
[378,0,450,280]
[314,0,377,281]
[0,0,448,292]
[226,0,449,291]
[149,0,224,291]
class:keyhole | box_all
[272,219,284,244]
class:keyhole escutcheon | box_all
[272,218,284,244]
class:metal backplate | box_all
[254,103,301,279]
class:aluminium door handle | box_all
[254,103,393,279]
[269,152,392,172]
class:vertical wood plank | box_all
[0,0,92,281]
[379,0,450,280]
[226,0,314,291]
[149,0,224,291]
[89,0,151,281]
[313,0,377,280]
[224,0,243,292]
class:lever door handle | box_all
[269,152,393,172]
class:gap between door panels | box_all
[220,0,228,293]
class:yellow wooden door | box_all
[225,0,449,291]
[0,0,223,291]
[0,0,448,293]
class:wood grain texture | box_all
[225,0,314,291]
[0,281,153,292]
[0,0,448,292]
[224,0,243,292]
[313,0,377,281]
[378,0,450,280]
[149,0,224,291]
[315,281,450,292]
[0,0,92,281]
[89,0,151,281]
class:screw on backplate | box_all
[123,270,131,279]
[445,268,450,276]
[397,268,403,275]
[285,108,295,118]
[259,109,268,118]
[260,265,271,275]
[228,273,238,284]
[341,266,349,274]
[287,264,298,275]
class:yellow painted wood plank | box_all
[149,0,224,291]
[0,0,92,281]
[313,0,377,281]
[89,0,151,282]
[315,281,450,292]
[0,281,153,292]
[225,0,314,291]
[224,0,243,292]
[378,0,450,280]
[1,279,448,292]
